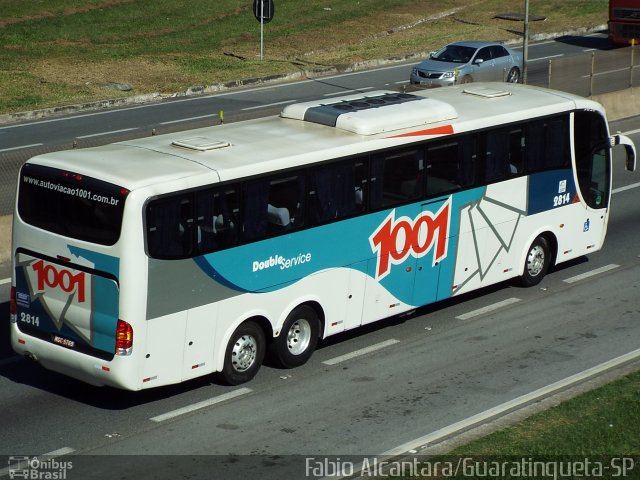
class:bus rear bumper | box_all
[10,324,141,391]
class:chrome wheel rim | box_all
[526,245,545,277]
[286,318,312,356]
[231,334,258,372]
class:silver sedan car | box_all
[410,41,523,87]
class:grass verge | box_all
[450,369,640,457]
[0,0,608,114]
[390,369,640,479]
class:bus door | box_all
[411,198,450,306]
[363,211,420,324]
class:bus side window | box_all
[266,174,305,231]
[426,135,476,196]
[196,187,239,253]
[242,173,305,241]
[309,159,360,224]
[146,195,193,259]
[526,116,570,172]
[484,127,524,182]
[485,130,510,182]
[370,148,424,209]
[242,181,269,241]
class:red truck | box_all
[609,0,640,46]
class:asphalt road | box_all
[0,145,639,477]
[0,32,640,480]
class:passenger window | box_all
[242,174,305,241]
[525,116,571,172]
[475,47,492,62]
[370,148,424,209]
[146,194,193,259]
[490,45,508,58]
[309,158,364,224]
[485,127,524,182]
[427,135,476,196]
[196,187,239,253]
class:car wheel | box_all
[460,75,473,84]
[506,67,521,83]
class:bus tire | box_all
[221,320,265,385]
[270,305,319,369]
[520,236,550,287]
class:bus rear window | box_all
[18,163,128,246]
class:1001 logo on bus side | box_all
[369,198,451,280]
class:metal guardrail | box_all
[540,43,638,97]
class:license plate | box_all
[52,335,75,348]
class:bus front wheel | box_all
[221,320,266,385]
[520,236,550,287]
[270,305,319,369]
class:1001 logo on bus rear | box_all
[31,259,86,303]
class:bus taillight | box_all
[115,320,133,356]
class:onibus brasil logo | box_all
[369,197,451,280]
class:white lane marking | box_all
[563,264,620,284]
[0,143,43,152]
[76,127,137,139]
[323,87,376,97]
[150,387,252,422]
[620,128,640,136]
[322,339,400,366]
[0,278,10,286]
[381,347,640,458]
[613,181,640,194]
[528,54,564,62]
[0,447,75,478]
[241,100,297,111]
[160,114,218,125]
[456,297,521,321]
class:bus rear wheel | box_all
[221,320,265,385]
[270,305,319,369]
[520,236,550,287]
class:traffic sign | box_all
[253,0,275,24]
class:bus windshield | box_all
[18,163,128,245]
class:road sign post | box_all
[253,0,275,61]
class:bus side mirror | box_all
[611,134,636,172]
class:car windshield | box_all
[432,45,477,63]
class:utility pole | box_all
[523,0,530,84]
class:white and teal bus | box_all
[10,83,636,390]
